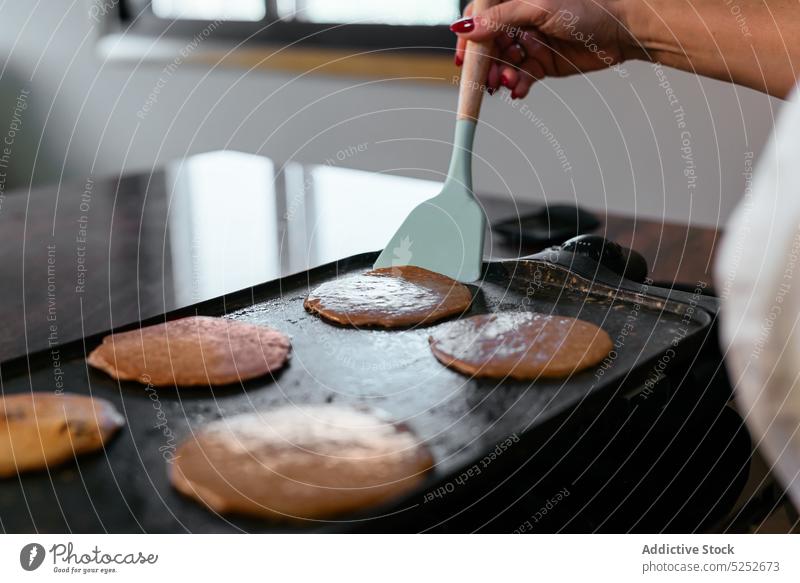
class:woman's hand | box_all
[454,0,800,99]
[453,0,640,99]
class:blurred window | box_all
[121,1,464,51]
[152,0,266,21]
[275,0,460,25]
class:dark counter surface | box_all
[1,150,791,534]
[0,149,719,363]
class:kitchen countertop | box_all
[0,149,720,363]
[5,150,791,533]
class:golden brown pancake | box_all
[88,316,291,387]
[170,406,434,521]
[304,265,472,328]
[429,312,613,380]
[0,393,124,478]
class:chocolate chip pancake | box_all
[88,316,291,387]
[429,312,612,380]
[0,393,124,478]
[170,406,434,521]
[304,265,472,328]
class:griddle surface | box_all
[0,253,710,533]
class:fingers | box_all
[455,2,550,99]
[511,70,537,99]
[495,30,515,53]
[507,31,549,98]
[516,29,548,67]
[482,39,542,98]
[499,66,518,89]
[500,42,526,67]
[487,62,501,94]
[454,2,474,66]
[452,0,551,43]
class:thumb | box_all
[453,1,553,42]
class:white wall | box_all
[0,1,784,227]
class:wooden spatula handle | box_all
[457,0,501,121]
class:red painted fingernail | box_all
[454,54,463,67]
[500,74,510,88]
[511,90,519,99]
[450,17,475,34]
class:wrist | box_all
[613,0,657,62]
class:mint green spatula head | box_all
[373,119,486,282]
[374,0,497,283]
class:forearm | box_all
[623,0,800,98]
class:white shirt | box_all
[716,86,800,510]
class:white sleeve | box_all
[715,87,800,510]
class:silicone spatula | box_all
[373,0,499,282]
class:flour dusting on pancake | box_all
[88,316,290,387]
[170,406,433,521]
[304,265,472,328]
[429,312,612,380]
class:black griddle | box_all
[0,241,722,533]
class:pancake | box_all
[429,312,613,380]
[304,265,472,328]
[170,406,434,521]
[88,316,290,387]
[0,393,124,478]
